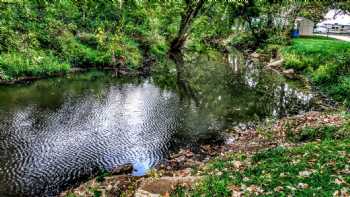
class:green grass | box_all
[0,50,70,80]
[170,119,350,196]
[286,122,350,143]
[173,139,350,196]
[282,37,350,107]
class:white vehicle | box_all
[314,26,328,33]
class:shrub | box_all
[283,53,308,71]
[287,122,350,143]
[312,63,339,84]
[230,33,257,50]
[326,76,350,106]
[150,39,169,59]
[266,34,290,46]
[113,36,143,69]
[76,33,99,49]
[59,34,110,67]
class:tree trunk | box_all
[169,0,205,53]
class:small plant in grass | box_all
[95,169,111,183]
[87,187,102,197]
[65,192,77,197]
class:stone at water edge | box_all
[267,59,284,68]
[282,69,296,79]
[111,163,133,175]
[250,52,261,58]
[135,176,202,197]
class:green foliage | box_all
[230,33,257,49]
[95,169,111,183]
[324,76,350,107]
[59,34,110,67]
[65,193,77,197]
[87,187,102,197]
[0,0,178,80]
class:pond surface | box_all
[0,53,322,196]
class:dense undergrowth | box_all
[0,1,173,80]
[282,37,350,107]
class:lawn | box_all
[181,139,350,196]
[282,37,350,107]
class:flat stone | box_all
[135,176,201,197]
[267,59,284,68]
[111,163,133,175]
[250,52,260,58]
[282,69,296,79]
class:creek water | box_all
[0,53,323,196]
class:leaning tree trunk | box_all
[169,0,205,53]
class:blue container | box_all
[292,30,300,38]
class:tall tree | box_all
[169,0,206,53]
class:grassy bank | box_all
[282,37,350,107]
[172,117,350,196]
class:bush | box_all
[114,36,142,69]
[76,33,99,49]
[150,39,169,59]
[287,120,350,142]
[312,63,339,84]
[59,33,110,67]
[266,34,290,46]
[230,33,257,50]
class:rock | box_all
[135,176,201,197]
[250,52,260,58]
[170,152,183,159]
[283,68,295,74]
[282,69,296,79]
[111,163,133,175]
[267,59,284,68]
[185,151,194,158]
[175,155,186,163]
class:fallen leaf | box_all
[297,183,309,189]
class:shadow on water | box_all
[169,51,199,106]
[0,51,326,196]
